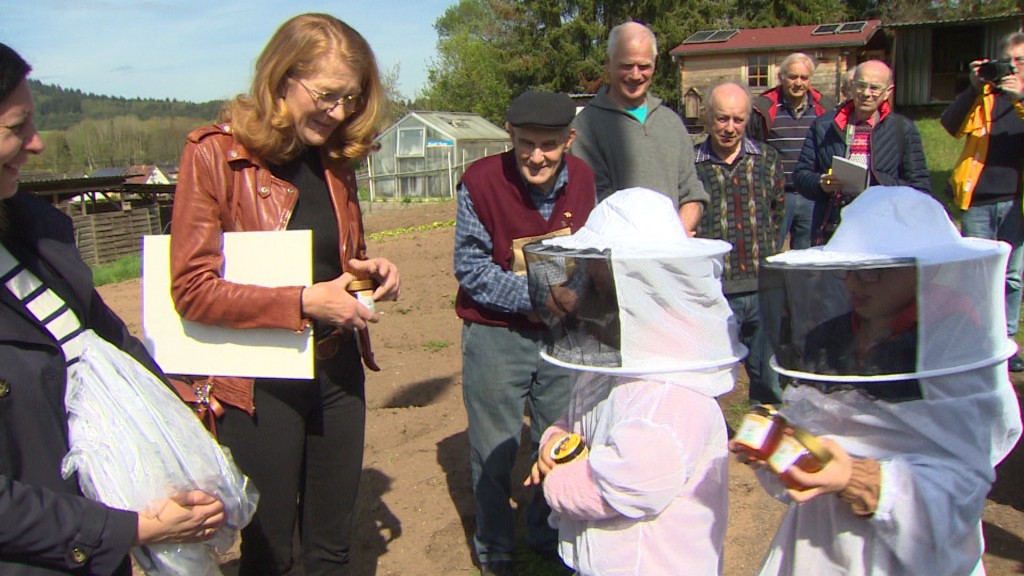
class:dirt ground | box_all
[99,200,1024,575]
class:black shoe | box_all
[1010,354,1024,373]
[480,561,516,576]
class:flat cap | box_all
[506,90,576,129]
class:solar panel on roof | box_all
[683,30,717,44]
[708,29,739,42]
[837,21,867,33]
[812,23,841,34]
[812,23,841,35]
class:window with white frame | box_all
[397,127,425,157]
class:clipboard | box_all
[830,156,869,194]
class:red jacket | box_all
[749,86,836,142]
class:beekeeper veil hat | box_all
[524,187,745,397]
[760,186,1015,389]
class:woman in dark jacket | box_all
[0,43,224,575]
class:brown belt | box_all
[314,327,380,371]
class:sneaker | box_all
[480,561,516,576]
[1010,354,1024,373]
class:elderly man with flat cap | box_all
[454,90,596,576]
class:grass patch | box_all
[91,255,140,286]
[916,117,961,215]
[423,339,453,353]
[368,220,455,242]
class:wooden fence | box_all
[71,204,162,266]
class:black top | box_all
[273,147,342,284]
[273,147,343,338]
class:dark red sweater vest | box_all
[455,150,595,329]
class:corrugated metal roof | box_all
[670,19,883,56]
[883,12,1022,28]
[381,111,508,142]
[88,167,128,178]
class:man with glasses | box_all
[748,53,836,250]
[941,32,1024,372]
[792,60,930,245]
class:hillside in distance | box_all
[29,79,224,131]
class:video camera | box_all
[977,57,1015,83]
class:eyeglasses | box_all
[294,79,361,112]
[853,81,889,96]
[833,269,882,283]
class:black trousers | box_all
[218,341,366,576]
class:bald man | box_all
[793,60,930,244]
[694,82,786,403]
[572,21,708,234]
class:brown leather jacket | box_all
[169,123,368,413]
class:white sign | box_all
[142,231,314,379]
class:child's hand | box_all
[539,432,569,473]
[524,432,572,486]
[524,462,543,487]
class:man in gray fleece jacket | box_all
[572,21,708,235]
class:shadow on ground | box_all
[378,375,456,409]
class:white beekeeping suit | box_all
[755,186,1022,576]
[524,188,746,575]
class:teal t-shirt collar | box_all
[626,103,648,123]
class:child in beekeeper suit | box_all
[522,187,747,575]
[737,186,1023,575]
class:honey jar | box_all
[732,404,785,460]
[550,433,588,464]
[767,426,833,489]
[347,279,376,313]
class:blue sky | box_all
[1,0,457,103]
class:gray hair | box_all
[1000,32,1024,53]
[607,21,658,61]
[840,68,856,98]
[778,52,815,80]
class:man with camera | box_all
[941,32,1024,372]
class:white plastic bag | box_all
[61,330,258,575]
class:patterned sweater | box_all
[694,137,785,295]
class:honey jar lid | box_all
[791,427,833,464]
[550,434,587,464]
[347,279,376,292]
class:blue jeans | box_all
[779,191,814,250]
[461,321,573,564]
[728,291,782,404]
[961,200,1024,337]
